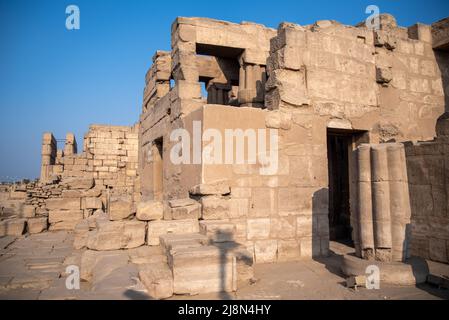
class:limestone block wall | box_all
[352,143,411,262]
[405,138,449,263]
[137,15,448,264]
[265,14,445,143]
[36,125,140,231]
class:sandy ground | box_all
[0,232,448,300]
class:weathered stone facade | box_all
[1,14,449,298]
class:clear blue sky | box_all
[0,0,448,181]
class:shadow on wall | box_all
[312,188,329,259]
[212,230,238,300]
[435,49,449,111]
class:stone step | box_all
[138,262,173,300]
[159,233,208,254]
[168,245,237,295]
[147,219,199,246]
[199,220,236,243]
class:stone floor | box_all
[0,231,448,300]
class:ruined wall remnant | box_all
[404,114,449,264]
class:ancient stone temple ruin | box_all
[1,14,449,298]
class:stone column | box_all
[64,133,77,156]
[371,145,392,261]
[353,143,411,262]
[238,63,266,108]
[40,132,57,182]
[387,144,411,261]
[207,83,231,105]
[355,144,375,259]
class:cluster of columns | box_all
[353,143,411,262]
[238,63,266,108]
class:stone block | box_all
[270,217,296,239]
[128,246,167,265]
[277,240,300,262]
[27,217,48,234]
[64,177,94,190]
[199,220,236,243]
[109,197,134,221]
[229,198,249,218]
[169,246,236,295]
[48,210,83,231]
[189,180,230,196]
[136,200,164,221]
[21,205,36,218]
[0,219,26,236]
[139,263,174,299]
[159,233,208,253]
[84,197,103,210]
[254,240,278,263]
[429,237,448,263]
[168,198,201,220]
[247,218,270,240]
[87,220,146,251]
[46,198,81,211]
[296,215,313,238]
[147,219,199,246]
[200,196,230,220]
[299,237,321,258]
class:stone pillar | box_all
[64,133,77,156]
[387,144,411,261]
[353,143,411,262]
[207,82,231,105]
[355,144,375,259]
[238,63,266,108]
[40,132,57,182]
[371,145,392,261]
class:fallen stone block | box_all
[136,200,163,221]
[109,196,134,221]
[48,210,84,231]
[200,196,230,220]
[128,246,167,265]
[0,219,26,236]
[80,250,129,282]
[169,246,236,295]
[159,233,208,254]
[27,217,48,234]
[199,220,236,243]
[87,220,146,250]
[139,263,174,299]
[147,219,199,246]
[169,199,201,220]
[189,180,230,196]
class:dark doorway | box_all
[327,129,367,244]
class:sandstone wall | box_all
[36,124,139,231]
[137,15,448,264]
[405,139,449,263]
